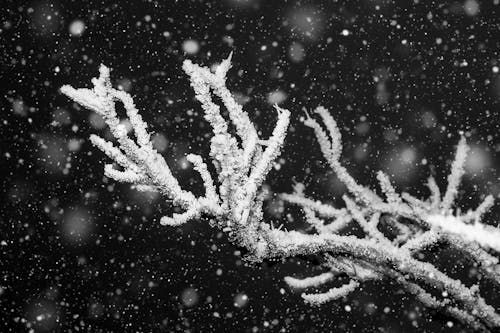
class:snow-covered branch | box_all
[279,106,500,331]
[61,54,290,255]
[62,59,500,332]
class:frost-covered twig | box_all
[266,228,500,330]
[301,280,359,306]
[61,65,198,211]
[284,272,335,289]
[62,59,500,332]
[441,136,469,211]
[279,106,500,331]
[61,54,290,255]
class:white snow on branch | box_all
[62,66,197,212]
[301,280,360,306]
[284,272,335,289]
[62,58,500,331]
[61,54,290,255]
[279,105,499,329]
[426,214,500,252]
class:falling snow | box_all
[2,0,500,332]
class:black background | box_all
[2,0,500,332]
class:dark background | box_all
[1,0,500,332]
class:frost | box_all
[62,58,500,331]
[281,106,500,331]
[61,53,290,256]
